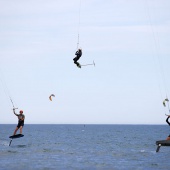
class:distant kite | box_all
[163,98,169,107]
[49,94,55,101]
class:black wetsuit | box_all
[73,50,82,66]
[166,117,170,137]
[17,114,25,128]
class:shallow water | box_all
[0,124,170,169]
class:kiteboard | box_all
[155,140,170,152]
[9,134,24,146]
[9,134,24,139]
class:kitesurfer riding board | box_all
[155,115,170,152]
[9,109,25,146]
[166,115,170,140]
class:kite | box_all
[49,94,55,101]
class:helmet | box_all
[20,110,23,113]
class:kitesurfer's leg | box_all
[73,56,80,63]
[73,56,78,63]
[19,126,23,134]
[74,61,78,65]
[73,60,81,68]
[73,56,81,68]
[76,62,81,68]
[13,127,19,135]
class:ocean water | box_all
[0,124,170,170]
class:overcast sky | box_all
[0,0,170,124]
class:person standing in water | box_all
[73,48,82,68]
[166,115,170,140]
[13,109,25,135]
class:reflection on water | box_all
[7,150,18,153]
[16,145,27,148]
[0,140,9,146]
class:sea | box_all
[0,124,170,170]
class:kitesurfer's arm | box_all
[13,109,19,117]
[166,116,170,126]
[80,51,82,57]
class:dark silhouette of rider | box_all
[73,49,82,68]
[166,115,170,140]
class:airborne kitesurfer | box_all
[73,48,82,68]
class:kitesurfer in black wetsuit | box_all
[73,48,82,68]
[166,115,170,140]
[13,109,25,135]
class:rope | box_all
[145,0,170,115]
[0,69,17,109]
[77,0,82,49]
[145,0,169,102]
[77,34,79,49]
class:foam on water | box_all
[0,140,9,146]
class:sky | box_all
[0,0,170,124]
